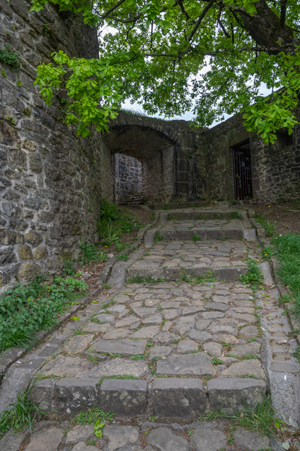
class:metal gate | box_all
[232,140,253,200]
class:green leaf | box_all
[94,420,105,439]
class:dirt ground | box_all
[251,202,300,234]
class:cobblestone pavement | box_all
[0,208,299,451]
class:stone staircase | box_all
[29,207,271,421]
[119,193,145,206]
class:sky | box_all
[121,83,271,126]
[121,98,231,126]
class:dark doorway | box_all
[232,140,253,200]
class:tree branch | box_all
[280,0,287,27]
[218,18,230,38]
[176,0,191,21]
[101,0,127,20]
[188,0,215,42]
[108,14,143,23]
[231,7,256,19]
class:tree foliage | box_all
[31,0,300,142]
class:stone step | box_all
[159,227,243,241]
[30,375,267,420]
[164,210,246,221]
[127,265,247,282]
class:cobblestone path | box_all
[1,207,299,451]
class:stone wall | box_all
[113,154,143,204]
[204,115,300,203]
[0,0,108,291]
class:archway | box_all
[103,113,181,204]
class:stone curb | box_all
[248,215,300,347]
[0,288,101,386]
[127,265,248,282]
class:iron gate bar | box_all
[232,140,253,201]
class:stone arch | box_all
[103,112,182,204]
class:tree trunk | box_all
[239,0,294,52]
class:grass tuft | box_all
[199,396,281,438]
[0,389,41,439]
[72,406,114,425]
[240,259,263,289]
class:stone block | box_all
[99,379,147,416]
[190,427,227,451]
[18,244,33,260]
[90,357,149,378]
[270,361,299,373]
[220,359,265,378]
[152,377,207,418]
[89,338,147,356]
[24,427,63,451]
[41,355,93,377]
[234,427,270,451]
[66,425,95,444]
[207,378,266,413]
[0,229,24,245]
[214,267,247,281]
[18,262,41,282]
[29,379,57,412]
[103,425,139,451]
[0,429,27,451]
[0,246,15,265]
[56,377,99,413]
[147,427,189,451]
[29,153,43,173]
[25,230,43,246]
[156,353,213,376]
[34,246,48,259]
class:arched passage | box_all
[102,113,182,204]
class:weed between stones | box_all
[229,211,243,219]
[199,396,280,438]
[240,259,263,289]
[102,300,116,309]
[102,282,111,289]
[228,354,258,361]
[72,406,114,425]
[154,232,163,242]
[117,253,129,261]
[72,329,90,336]
[192,233,203,241]
[177,270,217,285]
[0,386,42,439]
[254,213,275,237]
